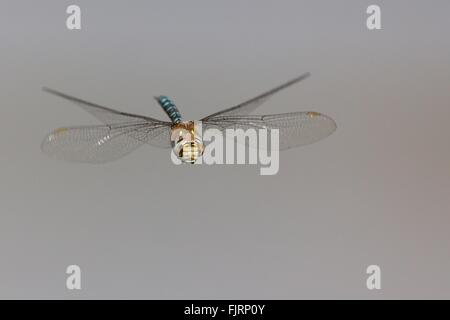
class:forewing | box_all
[202,112,336,150]
[41,122,172,163]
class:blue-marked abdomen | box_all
[156,96,182,124]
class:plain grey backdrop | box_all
[1,0,450,299]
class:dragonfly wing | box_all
[202,112,336,150]
[43,87,165,124]
[138,124,173,148]
[201,73,310,120]
[41,122,172,163]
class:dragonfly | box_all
[41,72,336,164]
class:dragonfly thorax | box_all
[170,121,204,164]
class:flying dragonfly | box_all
[41,72,336,164]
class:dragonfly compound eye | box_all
[171,121,204,164]
[176,140,204,164]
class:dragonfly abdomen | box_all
[156,95,182,124]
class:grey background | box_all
[0,0,449,299]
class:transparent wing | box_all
[201,73,310,120]
[41,122,172,163]
[42,88,173,151]
[140,124,173,148]
[43,87,165,124]
[202,111,336,150]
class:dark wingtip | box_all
[42,87,61,96]
[297,72,311,81]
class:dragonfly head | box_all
[170,121,204,164]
